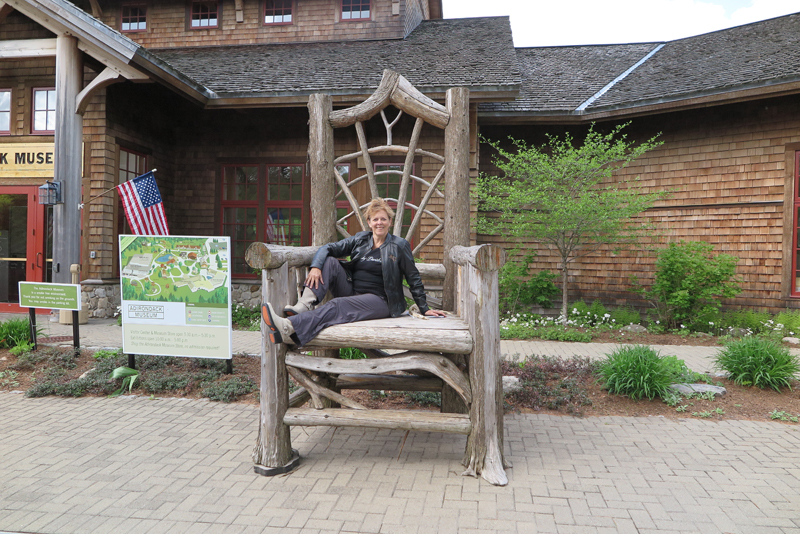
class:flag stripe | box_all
[116,171,170,236]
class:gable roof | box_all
[149,16,520,105]
[481,11,800,122]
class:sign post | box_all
[19,280,82,352]
[119,235,232,369]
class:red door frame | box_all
[0,185,49,313]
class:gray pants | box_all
[288,257,390,346]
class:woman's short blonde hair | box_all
[363,198,395,221]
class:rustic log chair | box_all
[245,70,509,486]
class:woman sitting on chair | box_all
[262,197,446,346]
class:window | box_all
[32,88,55,134]
[221,163,306,276]
[116,147,147,274]
[0,90,10,135]
[342,0,369,20]
[121,4,147,32]
[191,1,218,28]
[264,0,292,24]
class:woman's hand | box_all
[305,267,323,289]
[424,309,447,317]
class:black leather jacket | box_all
[309,231,430,317]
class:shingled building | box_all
[1,0,799,315]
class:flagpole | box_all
[78,169,157,209]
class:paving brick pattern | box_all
[4,313,800,532]
[2,393,800,534]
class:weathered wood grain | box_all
[336,373,443,392]
[285,408,471,434]
[252,264,293,469]
[450,244,506,272]
[329,70,399,128]
[286,367,367,410]
[286,351,472,404]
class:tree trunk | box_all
[561,262,569,325]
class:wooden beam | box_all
[75,67,120,115]
[304,322,473,354]
[88,0,102,17]
[336,373,443,392]
[0,38,57,59]
[286,351,471,404]
[285,408,472,434]
[286,367,368,410]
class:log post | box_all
[253,264,298,474]
[308,93,336,245]
[52,35,83,284]
[442,87,470,311]
[441,87,470,413]
[308,93,339,405]
[451,245,507,486]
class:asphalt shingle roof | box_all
[592,11,800,110]
[481,11,800,116]
[479,43,661,114]
[151,17,520,98]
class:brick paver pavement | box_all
[1,393,800,534]
[3,313,800,533]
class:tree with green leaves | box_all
[476,123,668,323]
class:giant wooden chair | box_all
[246,70,508,485]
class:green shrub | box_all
[499,253,559,313]
[714,337,800,391]
[142,373,192,393]
[771,310,800,336]
[596,345,677,400]
[232,304,261,330]
[638,241,740,330]
[0,318,34,348]
[610,306,640,326]
[720,310,771,334]
[339,347,367,359]
[568,300,609,326]
[202,377,256,402]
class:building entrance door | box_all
[0,186,51,312]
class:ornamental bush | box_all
[596,345,677,400]
[639,241,740,330]
[714,337,800,391]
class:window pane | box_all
[0,91,9,111]
[0,114,8,132]
[265,0,292,24]
[223,166,258,201]
[265,207,302,246]
[34,111,47,131]
[46,111,55,131]
[34,90,46,110]
[267,165,303,201]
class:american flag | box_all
[117,171,170,235]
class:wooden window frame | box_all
[341,0,370,21]
[31,87,55,135]
[189,0,219,29]
[120,3,148,33]
[263,0,293,25]
[219,162,308,278]
[115,146,148,276]
[0,89,11,135]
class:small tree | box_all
[476,123,667,323]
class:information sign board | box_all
[119,235,232,360]
[19,282,81,310]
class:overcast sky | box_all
[441,0,800,47]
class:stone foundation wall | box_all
[81,280,122,318]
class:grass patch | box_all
[596,345,677,400]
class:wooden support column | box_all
[308,94,336,245]
[253,264,297,473]
[442,87,470,311]
[441,87,471,414]
[451,245,507,486]
[307,93,339,406]
[52,35,83,284]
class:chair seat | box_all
[304,315,473,354]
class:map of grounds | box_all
[120,236,229,304]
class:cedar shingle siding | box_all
[3,0,800,312]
